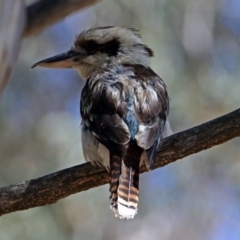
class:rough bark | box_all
[0,108,239,217]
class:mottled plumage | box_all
[32,26,172,219]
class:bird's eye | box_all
[84,40,99,52]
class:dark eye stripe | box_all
[81,40,99,52]
[86,40,99,51]
[81,39,120,57]
[99,39,120,56]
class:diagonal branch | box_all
[0,0,26,95]
[1,0,99,96]
[24,0,99,37]
[0,108,239,216]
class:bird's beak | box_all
[31,50,86,69]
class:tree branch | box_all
[0,0,99,96]
[24,0,99,37]
[0,0,26,95]
[0,108,239,216]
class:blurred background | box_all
[0,0,240,239]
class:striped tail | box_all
[109,142,142,219]
[109,154,121,216]
[117,161,139,219]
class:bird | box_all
[32,26,172,219]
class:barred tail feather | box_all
[109,142,142,219]
[109,154,121,216]
[117,161,139,219]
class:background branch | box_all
[0,0,25,95]
[24,0,100,37]
[0,108,239,217]
[0,0,99,96]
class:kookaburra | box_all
[32,26,172,219]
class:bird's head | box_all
[32,26,154,79]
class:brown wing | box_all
[80,64,169,166]
[127,64,169,169]
[80,65,132,155]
